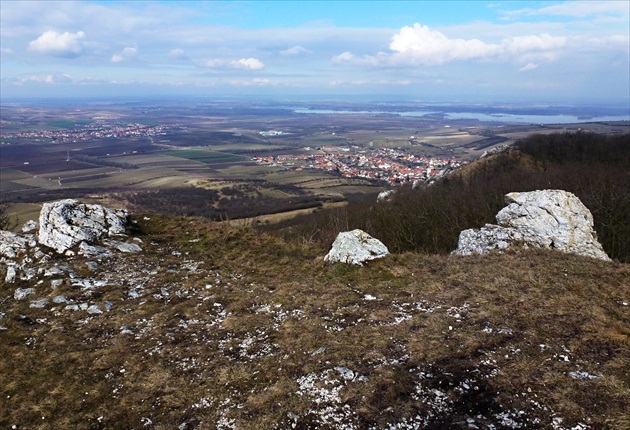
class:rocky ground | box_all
[1,209,629,429]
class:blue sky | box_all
[1,1,628,104]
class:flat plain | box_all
[2,100,628,225]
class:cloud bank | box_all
[334,24,567,67]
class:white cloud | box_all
[502,34,566,55]
[230,58,265,70]
[519,63,539,72]
[335,23,567,67]
[1,47,13,54]
[111,46,137,63]
[168,48,187,59]
[13,73,74,85]
[28,30,85,57]
[200,57,265,71]
[390,24,499,65]
[280,45,311,56]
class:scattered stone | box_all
[104,240,142,253]
[30,299,48,308]
[50,279,63,289]
[569,371,600,381]
[44,266,66,277]
[22,220,39,233]
[86,261,99,271]
[324,229,389,266]
[104,301,113,311]
[0,230,30,259]
[52,295,68,304]
[5,266,17,283]
[64,304,80,311]
[335,366,355,380]
[87,305,103,315]
[79,303,89,311]
[38,199,128,253]
[14,288,34,300]
[453,190,610,260]
[78,242,111,258]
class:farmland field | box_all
[2,100,627,226]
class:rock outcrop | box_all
[38,199,129,253]
[453,190,610,261]
[324,229,389,266]
[377,190,396,202]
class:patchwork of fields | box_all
[2,102,627,226]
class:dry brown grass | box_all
[1,216,629,429]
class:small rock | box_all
[569,371,600,380]
[50,279,63,289]
[78,242,111,258]
[86,261,99,271]
[87,305,102,315]
[5,266,17,283]
[104,301,113,311]
[79,303,89,311]
[14,288,34,300]
[105,240,142,253]
[335,366,355,380]
[64,304,80,311]
[52,295,68,304]
[30,299,48,308]
[22,220,39,233]
[44,266,65,277]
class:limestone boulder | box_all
[377,190,396,203]
[324,229,389,266]
[38,199,128,253]
[453,190,610,261]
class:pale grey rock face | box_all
[38,199,128,253]
[324,229,389,266]
[453,190,610,261]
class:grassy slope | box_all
[1,216,628,429]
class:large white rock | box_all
[324,229,389,266]
[453,190,610,261]
[38,199,128,253]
